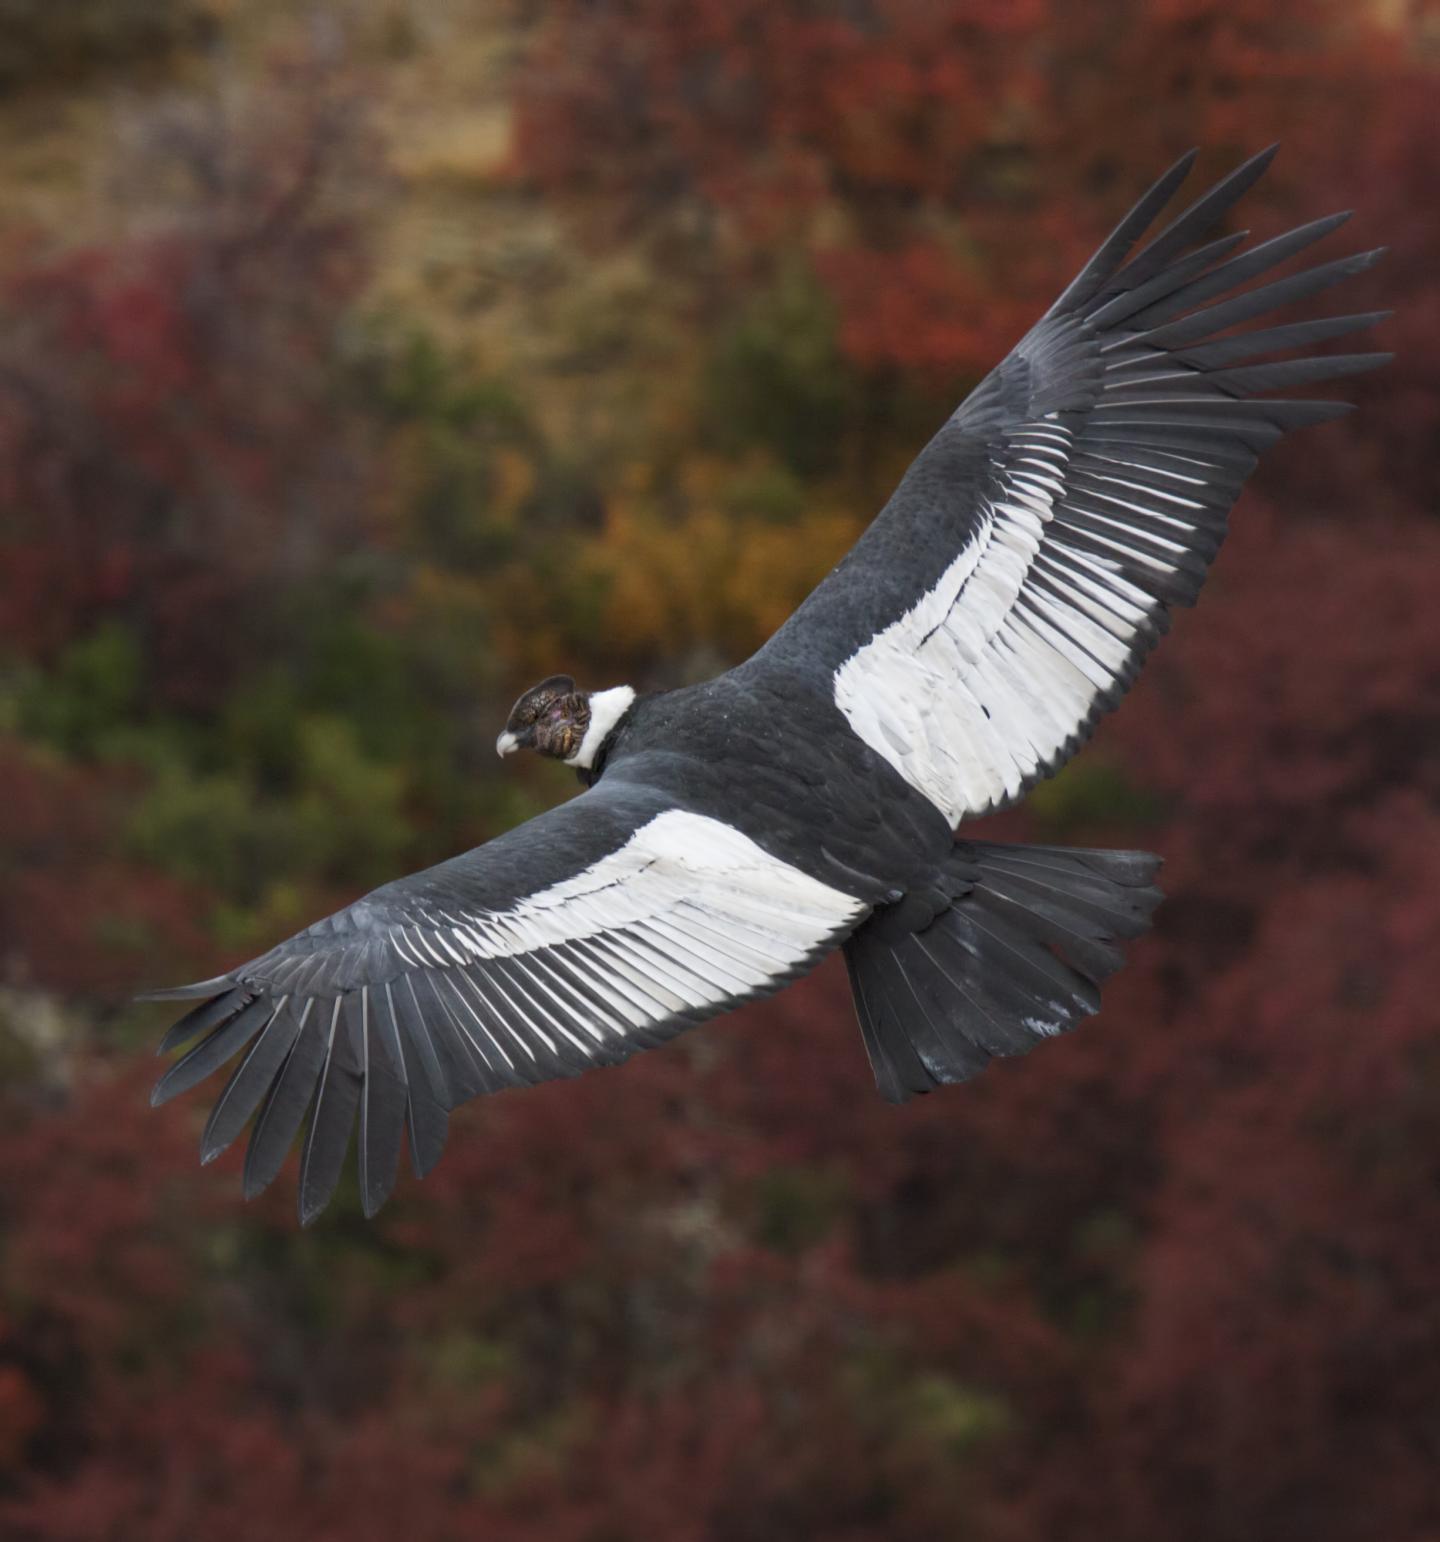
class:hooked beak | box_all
[495,729,521,758]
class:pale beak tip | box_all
[496,730,519,759]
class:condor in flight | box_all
[148,148,1387,1222]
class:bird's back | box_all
[600,669,955,904]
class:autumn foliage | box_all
[0,4,1437,1539]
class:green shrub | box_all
[15,623,142,759]
[701,265,860,478]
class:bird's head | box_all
[496,676,636,769]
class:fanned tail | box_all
[844,841,1163,1102]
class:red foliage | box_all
[0,70,380,694]
[514,0,1043,234]
[512,0,1430,387]
[0,740,210,994]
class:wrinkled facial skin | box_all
[498,675,591,761]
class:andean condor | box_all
[147,147,1389,1222]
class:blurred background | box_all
[0,1,1436,1537]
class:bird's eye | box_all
[544,702,569,723]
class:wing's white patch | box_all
[401,811,863,1057]
[832,420,1209,826]
[565,685,637,769]
[489,810,860,965]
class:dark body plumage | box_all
[148,147,1387,1221]
[598,676,953,889]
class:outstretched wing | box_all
[148,767,865,1222]
[753,146,1388,826]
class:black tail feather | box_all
[844,840,1163,1103]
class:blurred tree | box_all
[511,0,1414,384]
[0,64,381,688]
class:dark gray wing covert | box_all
[147,768,864,1222]
[752,146,1388,825]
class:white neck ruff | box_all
[565,685,636,769]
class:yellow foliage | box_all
[490,447,536,520]
[587,492,864,663]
